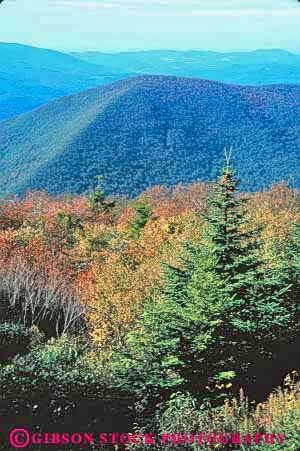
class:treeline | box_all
[1,168,300,450]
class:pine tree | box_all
[129,201,151,239]
[205,163,261,281]
[203,163,265,333]
[114,162,298,405]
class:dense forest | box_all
[2,76,300,197]
[1,165,300,450]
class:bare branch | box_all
[0,257,86,336]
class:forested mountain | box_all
[3,44,300,122]
[72,48,300,85]
[0,43,131,120]
[1,75,300,197]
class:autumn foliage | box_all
[0,181,299,346]
[2,177,300,447]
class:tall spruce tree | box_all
[114,162,296,404]
[205,163,261,279]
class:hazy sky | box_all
[1,0,300,52]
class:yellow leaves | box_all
[88,244,159,348]
[208,375,300,438]
[249,183,300,255]
[0,185,209,353]
[249,372,300,431]
[74,222,110,261]
[84,211,205,349]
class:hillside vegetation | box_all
[1,170,300,449]
[1,75,300,196]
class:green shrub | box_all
[0,335,133,438]
[129,381,300,451]
[0,322,32,362]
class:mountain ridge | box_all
[3,43,300,121]
[71,48,300,85]
[1,74,300,197]
[0,42,132,121]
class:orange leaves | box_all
[141,182,211,218]
[0,185,209,349]
[0,228,19,263]
[1,181,300,349]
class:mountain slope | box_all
[3,44,300,122]
[0,43,131,120]
[1,75,300,197]
[72,49,300,85]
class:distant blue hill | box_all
[71,48,300,85]
[0,42,132,120]
[2,43,300,121]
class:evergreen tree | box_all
[205,164,261,279]
[114,163,297,405]
[88,176,115,213]
[129,201,151,239]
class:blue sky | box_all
[1,0,300,52]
